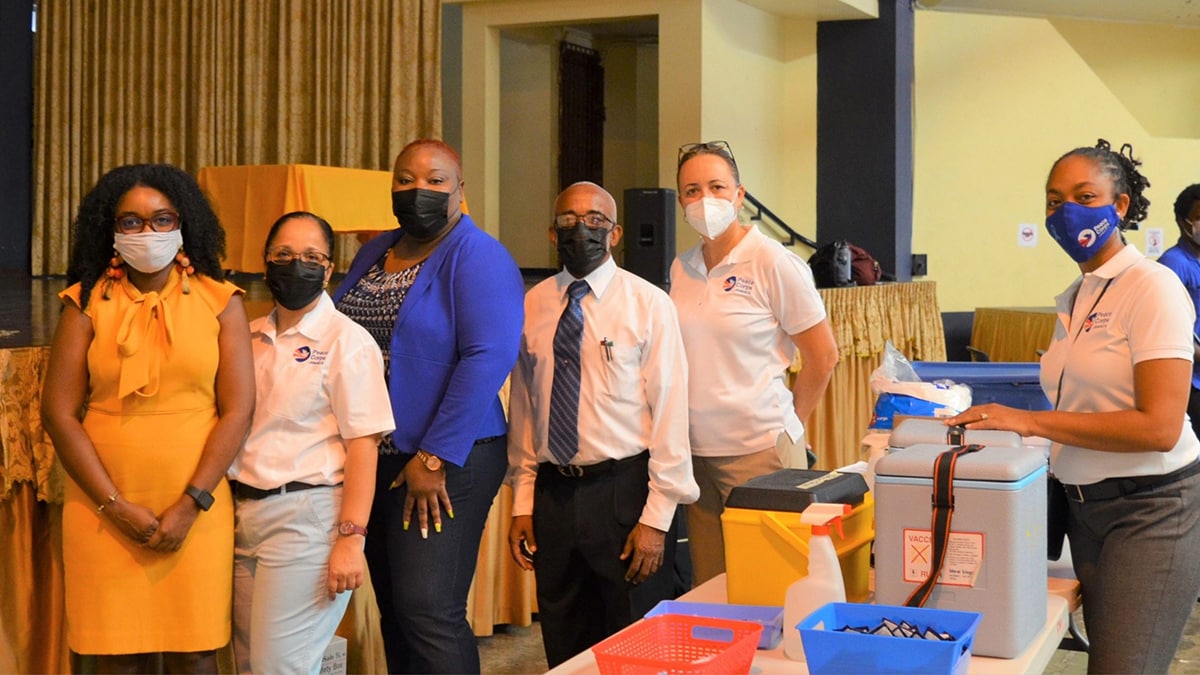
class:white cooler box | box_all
[874,442,1047,658]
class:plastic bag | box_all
[869,342,971,430]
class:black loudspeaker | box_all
[623,188,676,288]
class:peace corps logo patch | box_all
[722,275,755,296]
[1076,229,1097,248]
[1083,311,1111,333]
[293,346,312,362]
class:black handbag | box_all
[1047,475,1069,561]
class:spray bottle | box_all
[783,502,850,661]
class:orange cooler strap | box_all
[904,444,985,608]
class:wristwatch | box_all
[184,485,214,512]
[416,450,444,471]
[337,520,368,537]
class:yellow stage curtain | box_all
[31,0,442,275]
[803,282,946,470]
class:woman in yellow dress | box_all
[42,164,255,673]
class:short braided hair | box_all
[1050,139,1151,230]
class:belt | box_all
[1063,460,1200,503]
[539,451,649,480]
[229,480,339,501]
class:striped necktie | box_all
[548,280,590,465]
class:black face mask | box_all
[265,259,326,310]
[556,223,611,279]
[392,188,453,241]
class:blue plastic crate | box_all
[644,600,783,649]
[799,602,981,675]
[912,362,1051,411]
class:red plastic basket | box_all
[591,614,763,675]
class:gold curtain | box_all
[32,0,442,275]
[803,282,947,470]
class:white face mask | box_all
[1187,220,1200,248]
[114,230,183,274]
[684,196,738,240]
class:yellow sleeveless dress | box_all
[60,270,241,654]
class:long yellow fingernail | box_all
[447,508,455,519]
[434,522,442,534]
[389,479,400,490]
[402,520,410,531]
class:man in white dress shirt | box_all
[507,182,699,667]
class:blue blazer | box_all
[332,215,524,466]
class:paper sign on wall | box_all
[1017,224,1038,247]
[1145,227,1165,257]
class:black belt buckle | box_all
[556,464,586,478]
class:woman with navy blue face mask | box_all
[947,140,1200,673]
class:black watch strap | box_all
[185,485,214,511]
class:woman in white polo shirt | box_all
[669,141,839,586]
[228,211,395,674]
[948,140,1200,673]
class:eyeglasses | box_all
[554,212,614,231]
[114,211,181,234]
[677,140,737,169]
[266,247,331,267]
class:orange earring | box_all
[102,250,125,300]
[175,249,194,295]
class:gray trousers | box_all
[1068,469,1200,674]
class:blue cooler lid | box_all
[875,444,1045,483]
[911,361,1041,385]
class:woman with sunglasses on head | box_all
[42,164,255,673]
[228,211,394,674]
[669,141,839,587]
[332,139,524,674]
[947,140,1200,673]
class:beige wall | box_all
[698,0,816,252]
[498,34,557,267]
[460,0,704,253]
[458,0,816,264]
[913,11,1200,312]
[458,3,1200,312]
[602,40,660,246]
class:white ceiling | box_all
[915,0,1200,27]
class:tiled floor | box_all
[479,604,1200,674]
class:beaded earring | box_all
[102,249,125,300]
[176,249,194,295]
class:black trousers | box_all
[532,453,678,668]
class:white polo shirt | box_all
[1041,243,1200,484]
[669,226,827,457]
[229,293,395,488]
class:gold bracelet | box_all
[96,492,118,514]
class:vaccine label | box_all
[901,528,984,587]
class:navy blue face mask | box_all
[1045,201,1120,263]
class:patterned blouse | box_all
[335,253,423,454]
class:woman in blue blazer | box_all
[332,139,524,674]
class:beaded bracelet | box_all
[96,492,118,514]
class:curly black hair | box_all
[68,164,226,308]
[1050,139,1151,230]
[1173,184,1200,232]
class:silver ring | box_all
[980,413,989,421]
